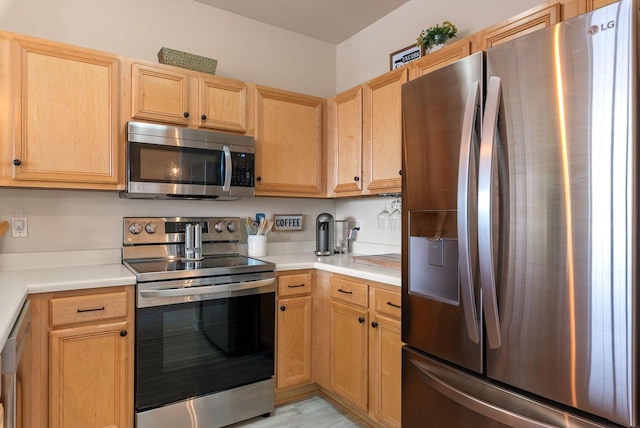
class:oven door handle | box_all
[138,277,275,299]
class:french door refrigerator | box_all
[401,0,637,427]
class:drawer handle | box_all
[77,306,105,313]
[386,301,401,309]
[338,289,353,295]
[287,284,305,288]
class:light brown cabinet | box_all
[0,32,122,190]
[472,3,561,52]
[362,68,407,194]
[328,67,406,197]
[129,60,249,133]
[410,38,471,79]
[369,288,402,428]
[330,300,369,411]
[276,271,314,390]
[254,86,324,197]
[29,287,134,428]
[327,86,363,196]
[50,320,129,428]
[319,274,402,427]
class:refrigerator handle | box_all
[478,76,502,349]
[457,81,480,344]
[409,358,555,428]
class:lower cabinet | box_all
[29,286,134,428]
[276,271,314,391]
[318,273,403,428]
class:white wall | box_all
[336,0,542,91]
[0,0,336,97]
[0,189,334,254]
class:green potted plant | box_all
[416,21,458,53]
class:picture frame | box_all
[390,44,421,70]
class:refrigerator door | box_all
[403,346,613,428]
[402,52,483,372]
[482,1,636,425]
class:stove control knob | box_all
[227,222,237,233]
[129,223,142,235]
[214,222,225,233]
[145,223,157,234]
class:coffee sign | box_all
[273,214,304,231]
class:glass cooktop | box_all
[125,255,274,282]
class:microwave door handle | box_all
[138,277,275,298]
[457,81,481,344]
[222,145,232,192]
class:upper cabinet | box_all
[472,3,561,52]
[128,60,250,134]
[0,32,122,189]
[328,86,363,196]
[409,38,471,80]
[362,68,407,194]
[254,85,324,197]
[328,67,406,197]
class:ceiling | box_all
[193,0,409,44]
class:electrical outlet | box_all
[355,219,363,232]
[12,216,28,238]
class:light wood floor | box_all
[227,395,367,427]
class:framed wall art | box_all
[389,44,421,70]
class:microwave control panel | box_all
[231,153,255,187]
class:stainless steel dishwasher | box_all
[1,300,32,428]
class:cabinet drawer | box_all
[373,288,401,319]
[330,277,368,307]
[278,273,312,297]
[50,291,128,327]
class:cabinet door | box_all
[198,76,247,133]
[328,87,363,195]
[131,63,189,125]
[370,314,402,428]
[11,37,120,187]
[473,3,561,52]
[50,321,130,428]
[330,301,368,410]
[362,68,406,194]
[255,86,324,196]
[277,296,312,389]
[410,38,471,79]
[586,0,618,9]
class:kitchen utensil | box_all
[334,220,349,253]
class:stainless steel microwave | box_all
[121,121,255,200]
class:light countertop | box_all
[0,250,400,351]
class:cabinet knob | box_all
[371,321,378,328]
[12,159,22,166]
[354,176,360,182]
[358,317,365,324]
[399,170,402,176]
[256,176,262,182]
[183,112,190,118]
[201,114,207,120]
[120,330,128,337]
[280,306,286,312]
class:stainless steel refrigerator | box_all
[401,1,637,426]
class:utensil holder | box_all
[248,235,267,257]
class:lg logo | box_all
[588,21,616,36]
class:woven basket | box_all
[157,47,218,75]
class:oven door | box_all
[135,276,275,413]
